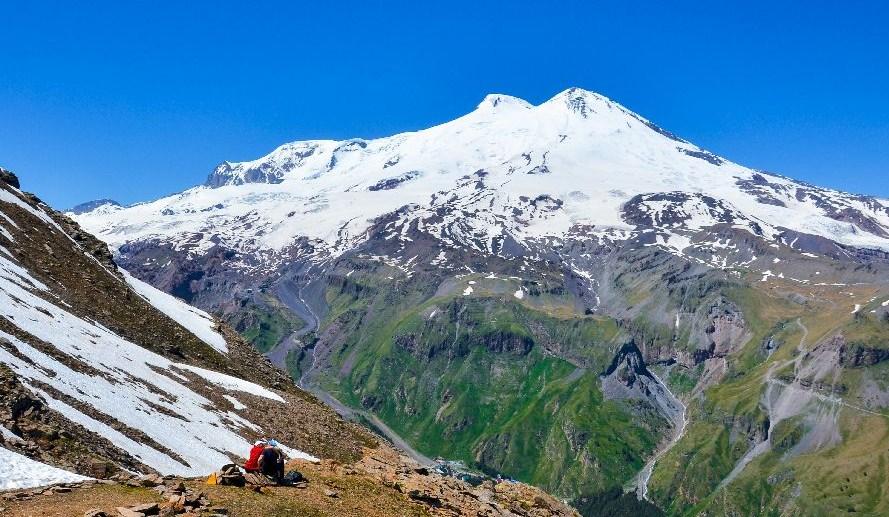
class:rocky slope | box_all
[0,167,377,482]
[2,446,579,517]
[69,89,889,515]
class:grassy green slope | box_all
[650,279,889,516]
[293,255,889,513]
[230,298,301,353]
[310,268,665,498]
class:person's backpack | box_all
[215,463,246,487]
[282,470,304,485]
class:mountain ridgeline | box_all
[72,88,889,515]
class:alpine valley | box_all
[65,87,889,515]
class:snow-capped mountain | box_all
[75,87,889,274]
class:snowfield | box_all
[0,446,89,490]
[0,250,312,476]
[73,88,889,270]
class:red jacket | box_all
[244,444,264,472]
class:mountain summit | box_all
[76,87,889,269]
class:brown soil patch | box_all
[0,484,159,517]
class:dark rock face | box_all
[207,143,324,187]
[600,339,685,427]
[394,333,420,354]
[830,207,889,238]
[735,173,889,239]
[722,411,770,447]
[702,301,748,358]
[736,174,789,207]
[206,161,286,187]
[395,327,532,360]
[368,171,421,191]
[0,167,20,189]
[57,217,120,275]
[478,330,533,356]
[471,432,511,473]
[622,191,750,231]
[327,140,368,170]
[679,148,723,166]
[526,164,551,175]
[795,188,889,238]
[528,194,563,210]
[625,112,687,143]
[603,342,651,387]
[563,88,595,118]
[839,341,889,368]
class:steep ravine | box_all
[301,381,435,466]
[264,273,321,368]
[718,319,887,490]
[636,370,688,500]
[718,320,809,488]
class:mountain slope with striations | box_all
[73,88,889,515]
[0,167,376,482]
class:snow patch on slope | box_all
[122,270,228,354]
[0,187,63,232]
[0,446,89,490]
[173,363,284,402]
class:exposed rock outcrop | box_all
[0,167,20,189]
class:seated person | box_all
[244,439,266,473]
[257,439,285,482]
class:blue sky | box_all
[1,1,887,209]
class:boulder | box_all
[129,503,159,515]
[139,474,164,487]
[165,494,186,512]
[87,459,115,479]
[115,508,145,517]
